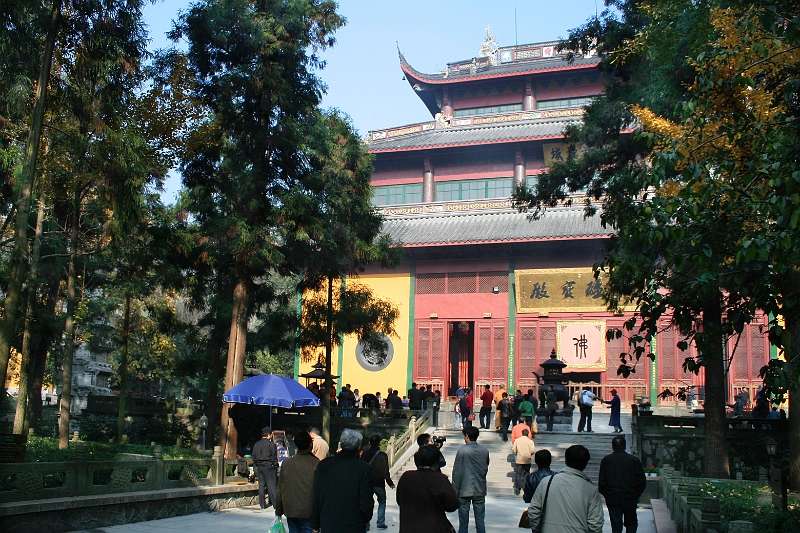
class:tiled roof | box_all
[400,51,601,85]
[368,118,578,152]
[381,206,613,247]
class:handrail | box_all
[385,408,433,467]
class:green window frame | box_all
[371,183,423,206]
[453,104,523,118]
[434,178,513,201]
[536,97,595,110]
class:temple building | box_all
[296,35,772,406]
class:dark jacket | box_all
[408,387,423,410]
[276,450,319,518]
[498,398,513,418]
[523,466,553,503]
[362,447,394,488]
[386,393,403,410]
[252,437,278,469]
[598,450,646,505]
[396,469,459,533]
[311,449,374,533]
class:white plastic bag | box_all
[267,516,287,533]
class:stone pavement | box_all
[72,499,656,533]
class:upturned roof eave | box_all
[400,57,601,87]
[392,233,613,248]
[368,132,568,154]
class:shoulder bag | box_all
[518,473,556,530]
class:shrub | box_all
[128,416,192,446]
[80,414,118,442]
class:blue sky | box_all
[143,0,603,199]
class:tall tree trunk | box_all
[13,197,47,433]
[702,298,730,478]
[0,0,61,404]
[321,274,333,444]
[58,193,80,449]
[220,278,248,458]
[27,278,61,432]
[117,294,132,443]
[205,282,233,453]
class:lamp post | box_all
[199,414,209,453]
[765,437,777,471]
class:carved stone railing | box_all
[385,408,433,467]
[657,464,756,533]
[0,444,225,503]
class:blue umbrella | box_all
[223,374,320,408]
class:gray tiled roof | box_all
[401,52,601,84]
[368,119,578,152]
[381,206,613,246]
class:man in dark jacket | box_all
[385,389,403,410]
[523,449,553,503]
[252,426,279,510]
[497,392,513,442]
[311,429,374,533]
[276,431,319,533]
[598,436,646,533]
[407,383,422,410]
[361,435,394,530]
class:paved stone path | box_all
[72,499,657,533]
[71,410,664,533]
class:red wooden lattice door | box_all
[416,321,446,384]
[475,320,507,387]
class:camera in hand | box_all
[432,436,446,448]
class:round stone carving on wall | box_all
[355,334,394,371]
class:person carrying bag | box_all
[519,473,556,530]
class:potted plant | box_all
[644,465,659,477]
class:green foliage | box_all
[24,435,206,462]
[698,481,800,533]
[128,416,193,447]
[80,414,117,443]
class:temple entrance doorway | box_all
[448,321,474,396]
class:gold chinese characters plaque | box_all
[515,268,606,314]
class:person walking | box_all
[497,392,513,442]
[603,389,623,433]
[252,426,279,510]
[577,388,597,432]
[598,436,646,533]
[452,426,490,533]
[408,382,422,410]
[523,449,554,503]
[479,385,494,429]
[275,431,319,533]
[310,429,374,533]
[512,389,524,427]
[511,419,531,444]
[512,428,535,495]
[518,393,534,427]
[309,427,329,461]
[396,445,459,533]
[493,383,507,430]
[460,389,474,429]
[361,435,394,530]
[528,444,604,533]
[544,386,557,431]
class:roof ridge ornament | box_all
[478,26,499,66]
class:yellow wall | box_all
[339,273,411,397]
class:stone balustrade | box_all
[657,464,755,533]
[0,443,223,504]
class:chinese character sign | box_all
[542,142,583,167]
[515,268,609,313]
[557,321,606,370]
